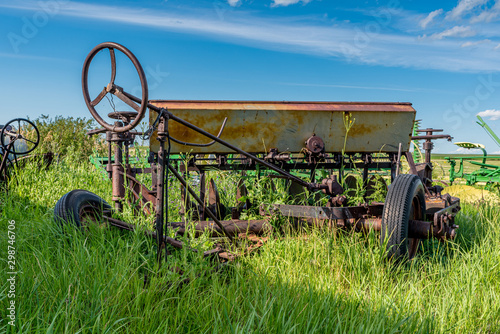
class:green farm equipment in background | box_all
[445,115,500,187]
[412,119,422,164]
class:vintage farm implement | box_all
[0,118,41,182]
[445,115,500,187]
[55,42,460,262]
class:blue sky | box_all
[1,0,500,153]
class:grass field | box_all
[1,158,500,333]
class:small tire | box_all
[381,174,426,261]
[54,189,111,228]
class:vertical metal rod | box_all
[396,143,402,178]
[200,171,206,220]
[155,119,168,262]
[167,163,234,241]
[106,132,112,179]
[155,136,166,262]
[125,141,130,166]
[0,142,15,180]
[112,138,124,212]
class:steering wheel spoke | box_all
[111,85,141,112]
[91,87,108,107]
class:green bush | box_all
[32,115,106,160]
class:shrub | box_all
[32,115,106,160]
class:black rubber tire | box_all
[54,189,111,228]
[381,174,426,261]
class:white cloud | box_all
[446,0,489,20]
[420,9,443,29]
[227,0,241,7]
[454,147,469,153]
[429,25,477,39]
[461,39,491,47]
[492,150,500,154]
[3,1,500,72]
[271,0,311,7]
[470,1,500,22]
[495,43,500,50]
[478,109,500,120]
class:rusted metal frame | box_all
[106,132,113,179]
[155,120,167,260]
[170,219,270,238]
[174,153,394,163]
[129,167,151,174]
[120,91,313,190]
[430,200,460,239]
[355,218,455,240]
[102,215,219,257]
[174,152,395,170]
[411,134,453,140]
[0,141,15,180]
[199,171,206,220]
[116,170,156,215]
[404,152,419,176]
[167,163,234,241]
[265,204,455,241]
[110,133,126,211]
[266,203,384,221]
[424,194,458,215]
[179,161,395,173]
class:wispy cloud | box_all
[420,9,443,29]
[2,1,500,72]
[461,38,491,47]
[271,0,312,7]
[429,25,477,39]
[227,0,241,7]
[276,82,419,92]
[478,109,500,120]
[446,0,489,20]
[470,1,500,22]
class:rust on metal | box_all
[75,42,463,264]
[149,100,416,154]
[170,219,271,237]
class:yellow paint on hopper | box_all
[149,100,416,154]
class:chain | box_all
[105,94,116,112]
[142,109,166,140]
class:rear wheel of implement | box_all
[54,189,111,229]
[381,174,426,261]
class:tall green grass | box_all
[1,159,500,333]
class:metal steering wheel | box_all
[82,42,148,133]
[0,118,40,155]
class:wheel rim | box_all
[79,204,104,228]
[407,195,423,259]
